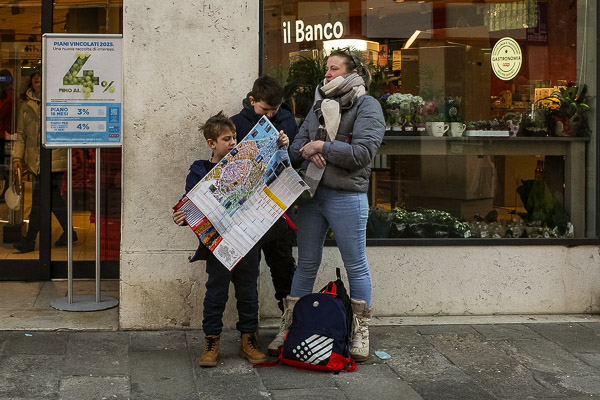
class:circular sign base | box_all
[50,295,119,312]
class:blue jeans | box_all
[202,245,260,335]
[290,186,372,306]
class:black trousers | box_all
[25,172,68,242]
[202,245,261,335]
[259,217,297,312]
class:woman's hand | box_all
[173,210,187,226]
[309,153,327,169]
[300,140,324,159]
[277,130,289,148]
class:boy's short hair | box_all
[201,111,236,141]
[250,75,284,107]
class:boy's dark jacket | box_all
[231,94,298,143]
[185,159,214,262]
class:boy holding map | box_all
[173,111,289,367]
[231,76,299,327]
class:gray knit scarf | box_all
[304,73,366,195]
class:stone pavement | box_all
[1,322,600,400]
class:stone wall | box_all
[120,1,259,329]
[120,1,600,330]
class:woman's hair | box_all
[329,48,371,86]
[200,111,236,141]
[0,69,12,100]
[21,72,41,101]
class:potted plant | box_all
[283,53,326,120]
[366,206,393,238]
[548,84,591,136]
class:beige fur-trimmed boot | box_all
[350,298,372,362]
[267,295,300,356]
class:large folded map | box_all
[174,116,309,270]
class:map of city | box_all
[204,128,286,216]
[174,116,308,270]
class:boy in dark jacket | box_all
[231,76,298,324]
[173,111,288,367]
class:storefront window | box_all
[263,0,598,241]
[51,0,122,262]
[0,1,122,274]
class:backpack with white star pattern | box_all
[279,268,357,372]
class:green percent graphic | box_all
[62,52,100,99]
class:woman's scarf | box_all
[303,73,366,195]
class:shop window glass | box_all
[263,0,597,241]
[51,0,122,261]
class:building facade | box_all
[1,1,598,329]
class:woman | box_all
[0,70,14,199]
[12,69,75,253]
[268,49,385,361]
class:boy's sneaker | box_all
[238,332,266,364]
[199,335,220,367]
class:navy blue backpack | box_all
[279,268,356,372]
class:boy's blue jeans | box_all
[290,186,372,307]
[202,245,261,336]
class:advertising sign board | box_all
[42,34,122,148]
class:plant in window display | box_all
[366,206,393,238]
[386,93,424,133]
[546,84,591,137]
[283,53,326,119]
[389,208,471,239]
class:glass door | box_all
[0,0,122,280]
[0,1,44,279]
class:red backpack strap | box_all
[344,359,357,372]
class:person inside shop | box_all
[230,75,299,355]
[11,67,76,253]
[0,69,14,201]
[268,48,386,362]
[172,111,290,367]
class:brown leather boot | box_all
[238,332,267,364]
[199,335,220,367]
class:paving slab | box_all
[58,376,130,400]
[423,329,563,399]
[557,375,600,397]
[332,363,423,400]
[417,324,483,337]
[408,379,497,400]
[2,331,68,355]
[527,323,600,353]
[64,331,130,376]
[0,354,64,398]
[472,323,542,340]
[381,341,470,383]
[497,336,599,376]
[196,372,271,400]
[256,363,339,390]
[270,387,346,399]
[129,330,188,352]
[129,350,198,400]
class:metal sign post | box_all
[42,33,122,312]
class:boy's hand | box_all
[173,210,187,225]
[277,130,289,148]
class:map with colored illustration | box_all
[174,116,308,270]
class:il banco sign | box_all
[491,37,522,81]
[282,20,344,44]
